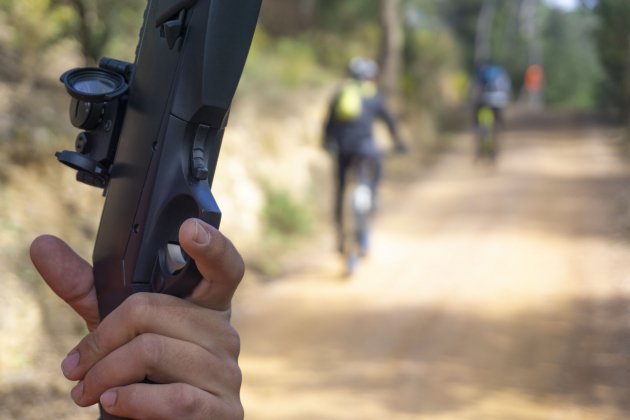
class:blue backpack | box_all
[479,65,505,92]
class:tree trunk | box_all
[67,0,109,65]
[520,0,542,65]
[499,0,522,63]
[378,0,403,101]
[260,0,316,36]
[475,0,496,65]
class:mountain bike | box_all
[338,154,377,276]
[475,105,499,162]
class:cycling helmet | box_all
[348,57,379,81]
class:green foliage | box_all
[433,0,483,71]
[403,24,461,94]
[543,9,603,108]
[241,30,330,94]
[0,0,74,76]
[57,0,145,64]
[313,0,380,32]
[262,186,313,243]
[0,0,144,75]
[259,0,382,72]
[593,0,630,119]
[432,0,609,110]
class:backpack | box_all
[333,81,363,122]
[479,65,506,92]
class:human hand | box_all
[30,219,245,419]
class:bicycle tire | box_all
[339,157,373,275]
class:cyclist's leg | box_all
[473,103,484,157]
[493,106,504,128]
[492,106,502,157]
[335,154,351,253]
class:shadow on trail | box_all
[378,122,630,244]
[241,296,630,417]
[505,110,619,132]
[415,172,630,242]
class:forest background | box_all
[1,0,628,263]
[0,0,629,414]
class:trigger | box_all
[165,242,188,274]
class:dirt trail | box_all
[233,114,630,419]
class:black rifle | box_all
[56,1,261,418]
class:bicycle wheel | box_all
[340,158,373,276]
[352,182,371,256]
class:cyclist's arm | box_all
[374,95,406,150]
[323,94,339,152]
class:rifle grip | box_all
[99,406,126,420]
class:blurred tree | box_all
[0,0,143,77]
[379,0,404,99]
[60,0,110,64]
[437,0,484,71]
[403,22,463,111]
[519,0,542,67]
[53,0,145,64]
[542,8,602,108]
[311,0,380,35]
[441,0,535,87]
[259,0,317,36]
[475,0,496,64]
[593,0,630,122]
[0,0,73,80]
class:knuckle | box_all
[233,402,245,420]
[121,293,160,331]
[169,384,200,417]
[84,329,104,357]
[225,359,243,391]
[232,252,245,282]
[134,333,164,369]
[124,292,155,318]
[223,325,241,358]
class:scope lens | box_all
[61,68,128,102]
[73,76,118,95]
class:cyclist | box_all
[524,63,544,109]
[472,61,511,127]
[323,57,407,254]
[471,61,511,159]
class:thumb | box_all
[178,219,244,311]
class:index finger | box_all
[178,219,245,311]
[30,235,100,331]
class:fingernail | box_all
[101,390,117,407]
[71,381,84,402]
[61,351,80,376]
[193,220,210,245]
